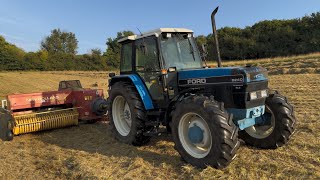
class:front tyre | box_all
[239,93,296,148]
[171,95,240,169]
[108,82,151,146]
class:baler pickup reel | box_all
[0,80,108,141]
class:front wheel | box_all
[239,93,296,148]
[171,95,240,169]
[108,82,151,146]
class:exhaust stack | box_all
[211,6,222,67]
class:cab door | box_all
[135,36,164,101]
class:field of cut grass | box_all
[0,71,110,100]
[0,53,320,179]
[210,52,320,75]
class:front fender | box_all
[109,74,154,110]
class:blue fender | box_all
[110,74,154,110]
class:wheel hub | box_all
[124,110,130,120]
[188,123,204,144]
[112,96,132,136]
[178,113,212,159]
[245,105,275,139]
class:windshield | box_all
[160,33,202,70]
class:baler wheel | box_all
[0,108,14,141]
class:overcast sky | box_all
[0,0,319,54]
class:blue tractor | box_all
[107,7,296,168]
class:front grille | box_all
[232,80,268,108]
[246,81,268,92]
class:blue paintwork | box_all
[188,124,204,144]
[179,68,234,79]
[179,67,269,130]
[110,66,267,111]
[178,66,268,83]
[111,74,154,110]
[227,105,269,130]
[250,73,266,81]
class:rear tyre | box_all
[239,93,296,148]
[108,82,151,146]
[171,95,240,169]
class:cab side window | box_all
[135,37,160,71]
[120,42,133,72]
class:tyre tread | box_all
[108,81,151,146]
[239,93,296,149]
[171,95,240,169]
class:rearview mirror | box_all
[201,44,208,60]
[201,44,208,54]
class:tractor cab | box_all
[116,28,205,105]
[118,28,201,72]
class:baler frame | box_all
[0,80,108,141]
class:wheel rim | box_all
[245,106,275,139]
[112,96,132,136]
[178,112,212,159]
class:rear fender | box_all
[109,74,154,110]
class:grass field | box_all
[0,53,320,179]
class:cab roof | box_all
[117,28,194,43]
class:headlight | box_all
[250,92,257,100]
[261,90,268,98]
[250,89,268,100]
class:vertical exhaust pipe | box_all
[211,6,222,67]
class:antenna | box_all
[137,27,143,36]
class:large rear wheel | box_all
[171,95,240,168]
[108,82,151,146]
[239,93,296,148]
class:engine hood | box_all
[178,66,268,86]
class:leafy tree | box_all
[202,12,320,61]
[90,48,102,56]
[41,29,78,54]
[1,12,320,71]
[89,48,107,70]
[0,35,26,70]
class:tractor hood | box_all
[178,66,268,86]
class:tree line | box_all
[199,12,320,60]
[0,12,319,71]
[0,29,108,71]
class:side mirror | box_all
[201,44,208,60]
[201,44,208,54]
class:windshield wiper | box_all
[187,38,196,61]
